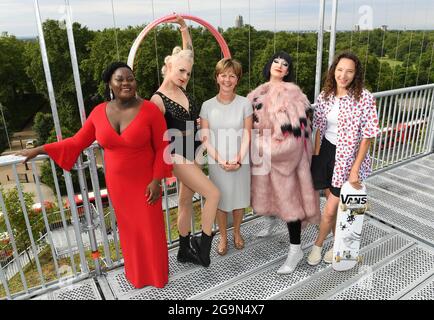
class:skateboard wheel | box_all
[365,202,371,211]
[357,256,363,263]
[335,256,341,262]
[340,204,347,211]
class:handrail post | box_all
[314,0,326,101]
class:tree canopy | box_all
[0,21,433,154]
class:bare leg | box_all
[216,209,228,254]
[314,191,340,247]
[177,181,195,236]
[232,209,245,249]
[323,189,336,236]
[172,154,220,236]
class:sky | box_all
[0,0,433,38]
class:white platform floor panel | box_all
[366,153,434,246]
[100,217,434,300]
[30,278,102,300]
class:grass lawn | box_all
[379,56,403,68]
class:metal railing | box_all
[371,84,434,172]
[1,84,433,300]
[0,155,92,299]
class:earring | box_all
[110,89,114,100]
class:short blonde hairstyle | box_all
[161,46,194,77]
[214,58,242,81]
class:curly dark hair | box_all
[101,62,133,101]
[323,52,364,102]
[262,51,294,83]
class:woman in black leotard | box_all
[153,86,201,161]
[151,15,220,268]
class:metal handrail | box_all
[373,84,434,98]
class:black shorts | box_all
[311,138,341,198]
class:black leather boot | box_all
[177,232,200,264]
[191,231,215,267]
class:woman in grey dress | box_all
[200,58,253,255]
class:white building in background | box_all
[235,15,244,28]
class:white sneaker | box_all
[323,248,333,264]
[307,245,323,266]
[257,216,278,237]
[277,245,304,274]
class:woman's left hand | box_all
[228,155,241,165]
[146,180,161,205]
[168,13,187,28]
[348,169,362,190]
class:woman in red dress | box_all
[17,62,172,289]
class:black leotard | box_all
[154,87,201,161]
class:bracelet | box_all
[180,25,188,32]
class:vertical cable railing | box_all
[0,154,94,299]
[49,159,77,275]
[423,88,434,151]
[30,161,60,279]
[371,84,434,172]
[11,164,45,288]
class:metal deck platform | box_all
[32,153,434,300]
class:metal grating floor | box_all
[31,153,434,300]
[30,279,102,300]
[366,153,434,246]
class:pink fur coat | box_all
[248,82,320,224]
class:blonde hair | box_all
[214,58,242,81]
[161,46,194,77]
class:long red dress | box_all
[44,100,173,288]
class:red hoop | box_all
[127,13,231,69]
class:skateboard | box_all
[332,181,369,271]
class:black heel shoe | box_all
[191,231,215,267]
[177,232,200,265]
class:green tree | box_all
[0,33,42,153]
[1,187,45,266]
[33,112,54,146]
[0,34,32,105]
[24,20,95,131]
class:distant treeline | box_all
[1,20,434,151]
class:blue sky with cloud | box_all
[1,0,433,37]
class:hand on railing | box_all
[15,146,45,163]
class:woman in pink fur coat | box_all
[248,51,320,274]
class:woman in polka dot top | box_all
[307,52,380,266]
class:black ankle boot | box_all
[191,231,215,267]
[177,233,200,264]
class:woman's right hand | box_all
[220,161,241,172]
[15,146,44,163]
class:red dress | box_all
[44,100,173,288]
